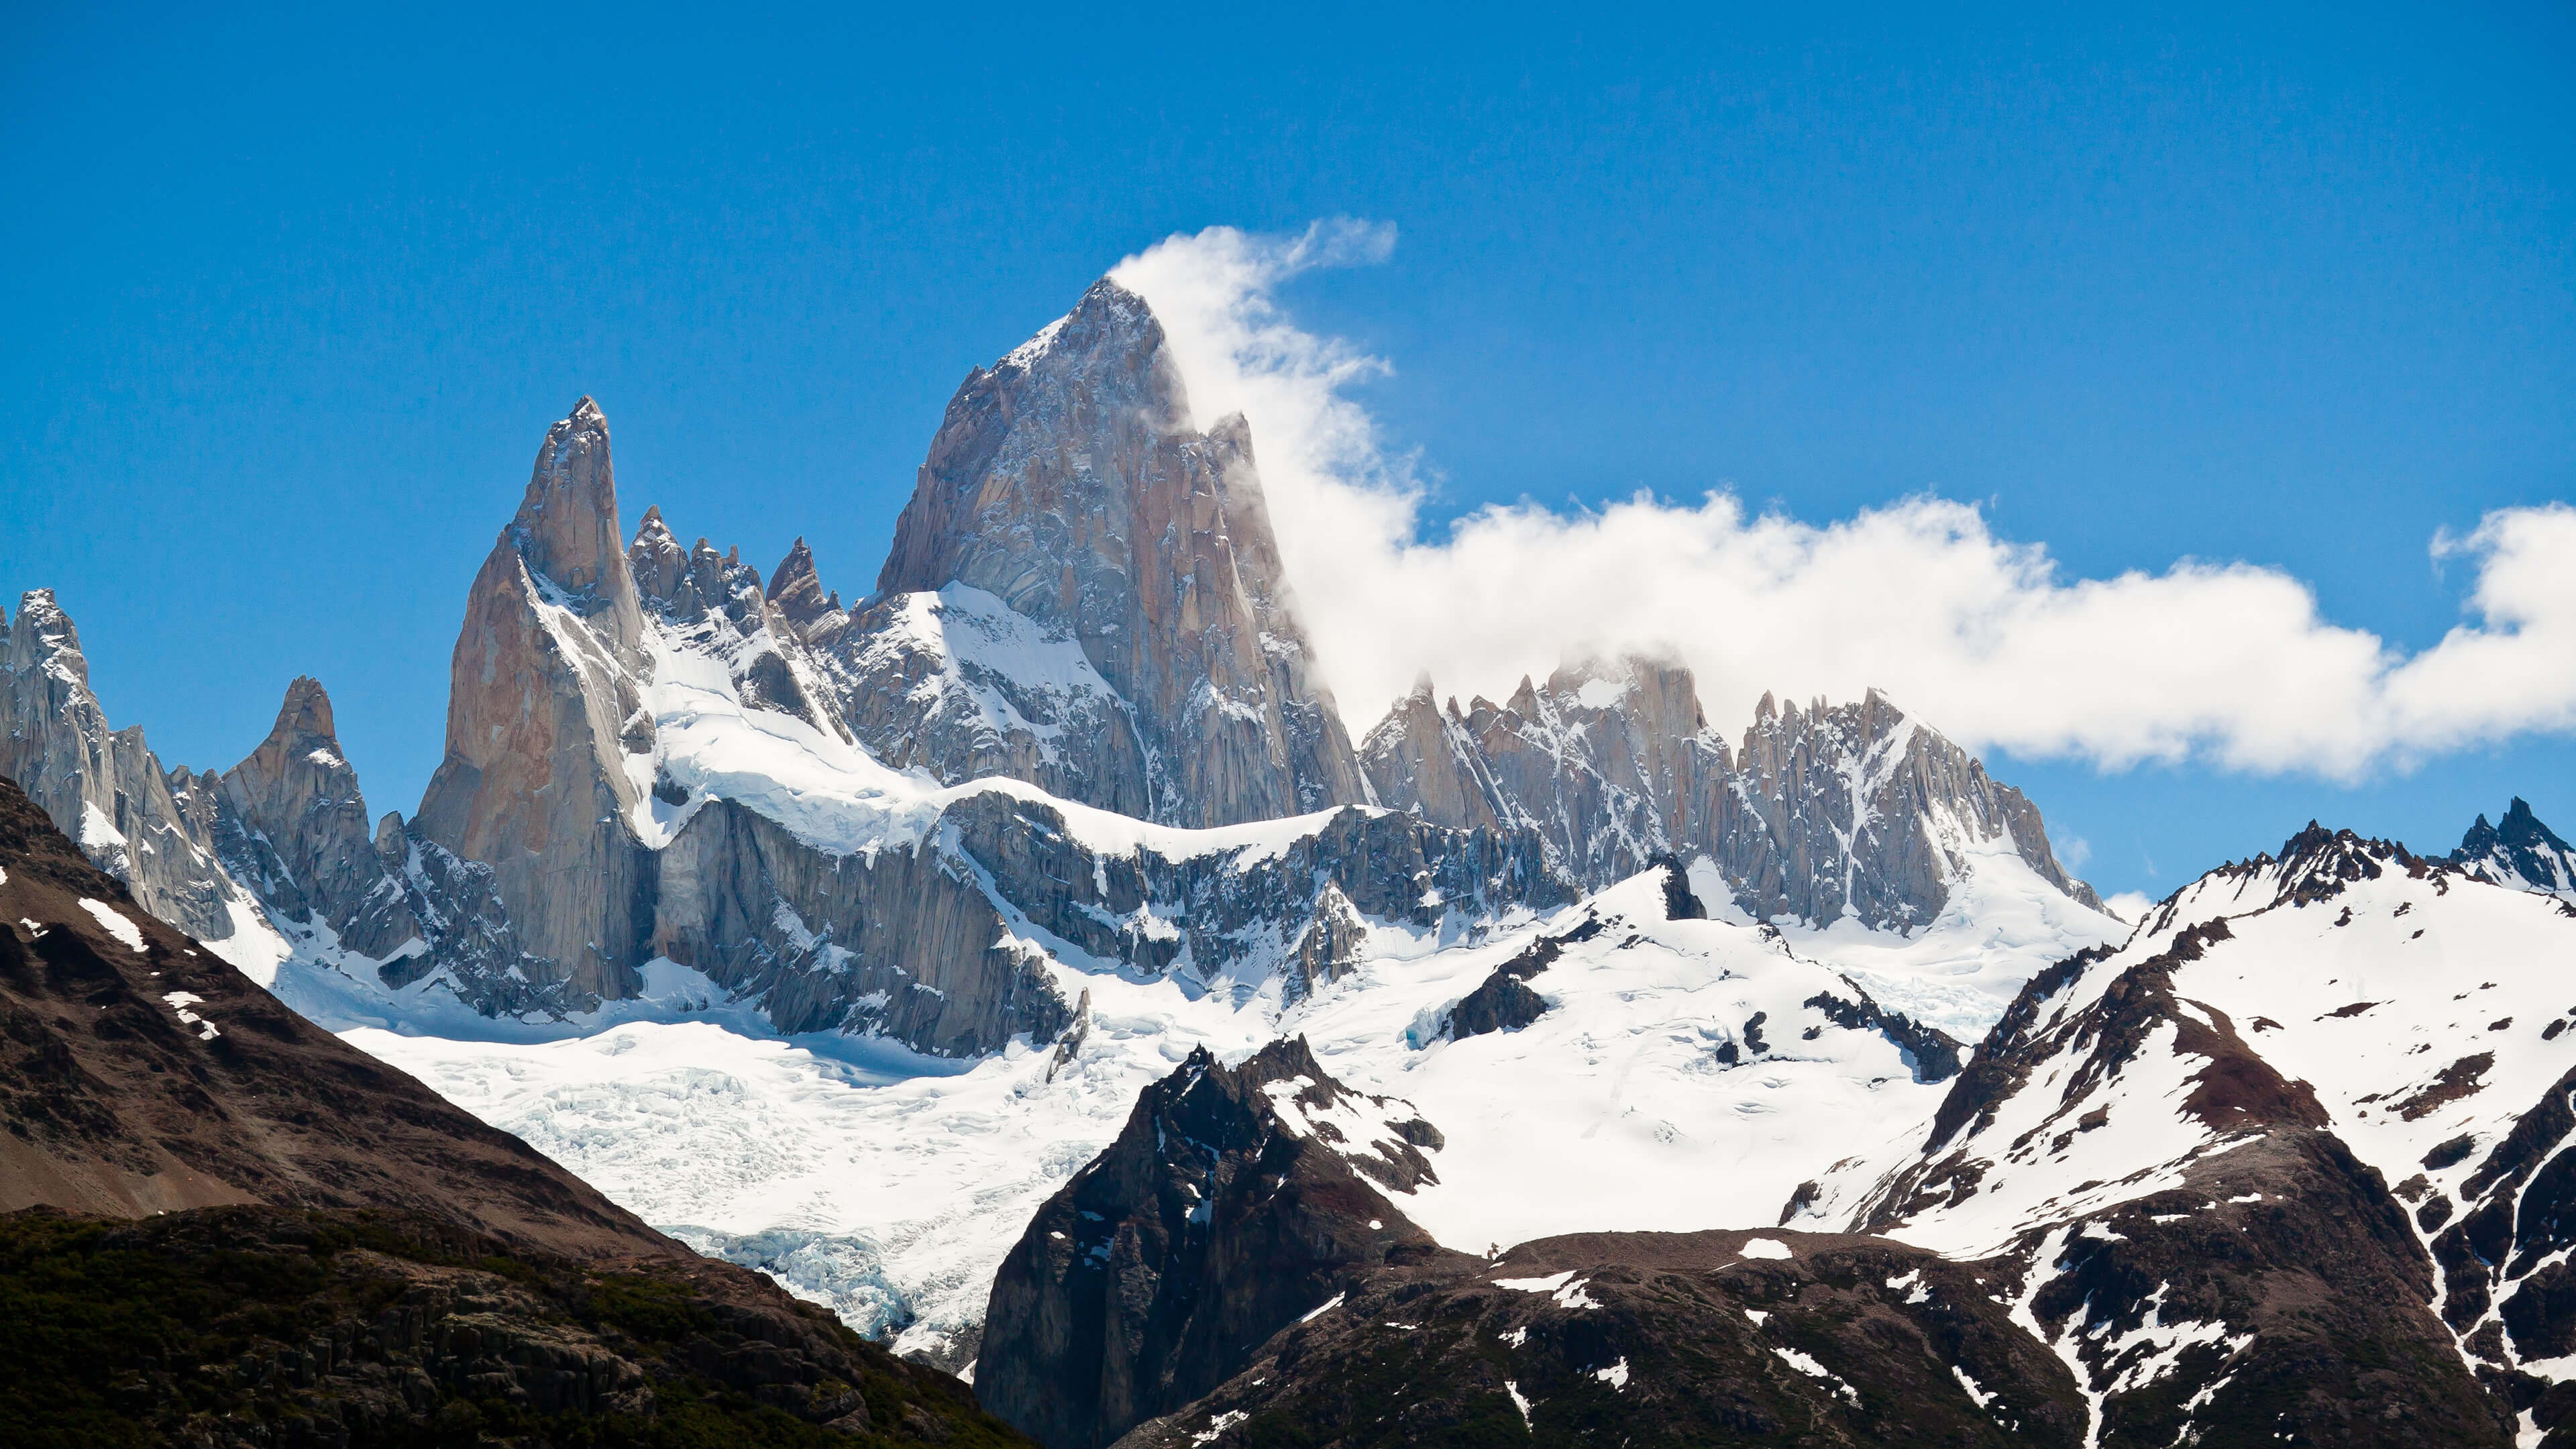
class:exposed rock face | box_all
[199,676,584,1017]
[1352,676,1505,834]
[0,590,244,943]
[934,793,1566,991]
[1362,656,2100,930]
[764,534,840,635]
[871,279,1367,828]
[628,508,845,743]
[1112,1229,2089,1449]
[979,1038,1445,1449]
[414,398,655,1000]
[363,815,575,1014]
[214,676,419,956]
[1723,687,2094,928]
[825,584,1154,818]
[651,798,1071,1053]
[2453,796,2576,900]
[1449,659,1718,884]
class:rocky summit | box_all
[0,589,251,946]
[413,395,658,1000]
[869,278,1366,830]
[1363,661,2099,928]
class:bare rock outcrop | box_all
[1362,655,2099,930]
[627,508,845,742]
[215,676,418,955]
[2453,796,2576,900]
[869,278,1367,828]
[413,397,655,1000]
[651,797,1072,1053]
[207,675,570,1016]
[1721,686,2098,928]
[979,1037,1446,1448]
[0,590,244,943]
[826,583,1155,818]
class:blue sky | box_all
[2,1,2570,900]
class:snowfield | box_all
[347,861,2108,1361]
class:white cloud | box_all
[1114,223,2576,782]
[2102,891,2157,925]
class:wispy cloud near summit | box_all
[1114,222,2576,782]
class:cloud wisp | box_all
[1112,223,2576,781]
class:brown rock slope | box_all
[0,772,1030,1446]
[0,771,648,1247]
[1113,1229,2089,1449]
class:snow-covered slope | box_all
[355,862,1968,1368]
[1787,819,2576,1444]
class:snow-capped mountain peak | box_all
[2453,796,2576,901]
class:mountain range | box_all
[6,273,2574,1446]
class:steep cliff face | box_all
[1721,688,2098,928]
[979,1038,1446,1449]
[1362,655,2098,931]
[651,798,1071,1053]
[870,279,1366,828]
[205,675,571,1017]
[826,584,1153,818]
[1354,677,1505,835]
[413,398,655,1000]
[215,676,417,955]
[0,590,244,944]
[1364,657,1723,886]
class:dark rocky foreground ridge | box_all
[1112,1228,2094,1449]
[0,774,1032,1447]
[984,1047,2511,1449]
[977,1037,1447,1449]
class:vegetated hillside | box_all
[0,773,1031,1448]
[0,1203,1028,1449]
